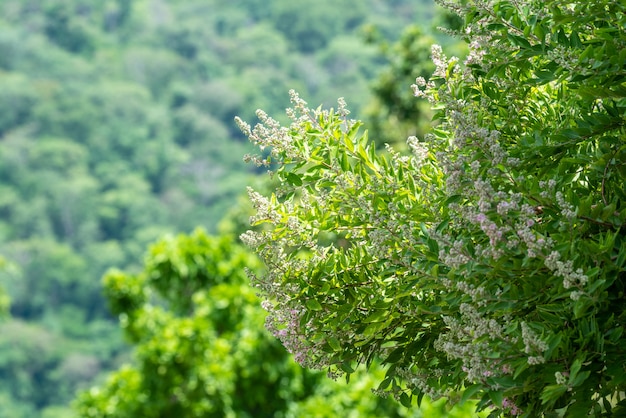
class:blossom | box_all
[556,192,577,221]
[545,251,588,290]
[502,397,523,416]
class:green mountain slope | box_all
[0,0,437,415]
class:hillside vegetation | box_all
[0,0,441,416]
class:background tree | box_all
[363,25,436,149]
[0,257,9,318]
[237,0,626,416]
[0,0,438,413]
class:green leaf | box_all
[569,358,582,379]
[573,298,592,319]
[399,392,412,407]
[363,321,385,336]
[363,310,387,323]
[328,336,341,351]
[488,390,503,407]
[340,362,355,373]
[305,299,323,311]
[571,370,590,387]
[383,346,404,364]
[544,332,563,360]
[344,133,355,153]
[541,385,568,405]
[460,384,483,405]
[285,172,303,186]
[378,376,393,390]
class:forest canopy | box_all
[0,0,442,416]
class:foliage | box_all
[0,0,434,413]
[269,0,367,53]
[363,25,437,149]
[0,0,431,314]
[75,229,427,417]
[237,0,626,416]
[362,2,469,150]
[0,318,107,418]
[286,363,483,418]
[0,257,9,317]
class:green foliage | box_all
[77,230,282,417]
[364,25,437,148]
[269,0,367,53]
[0,73,37,136]
[363,13,468,150]
[0,0,446,413]
[0,293,7,319]
[0,0,430,321]
[143,231,253,314]
[76,229,426,417]
[0,319,101,416]
[4,240,91,318]
[287,364,484,418]
[0,257,9,317]
[238,1,626,416]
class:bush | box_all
[237,1,626,416]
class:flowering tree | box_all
[237,0,626,416]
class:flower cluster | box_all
[262,300,323,369]
[435,304,510,383]
[502,397,523,416]
[395,367,448,400]
[545,251,588,296]
[520,322,549,365]
[555,191,577,222]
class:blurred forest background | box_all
[0,0,466,416]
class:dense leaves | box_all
[75,229,426,417]
[239,1,626,416]
[0,0,433,414]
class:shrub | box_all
[237,1,626,416]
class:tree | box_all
[74,229,426,417]
[269,0,367,53]
[236,1,626,416]
[363,25,436,149]
[0,320,65,412]
[0,257,9,318]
